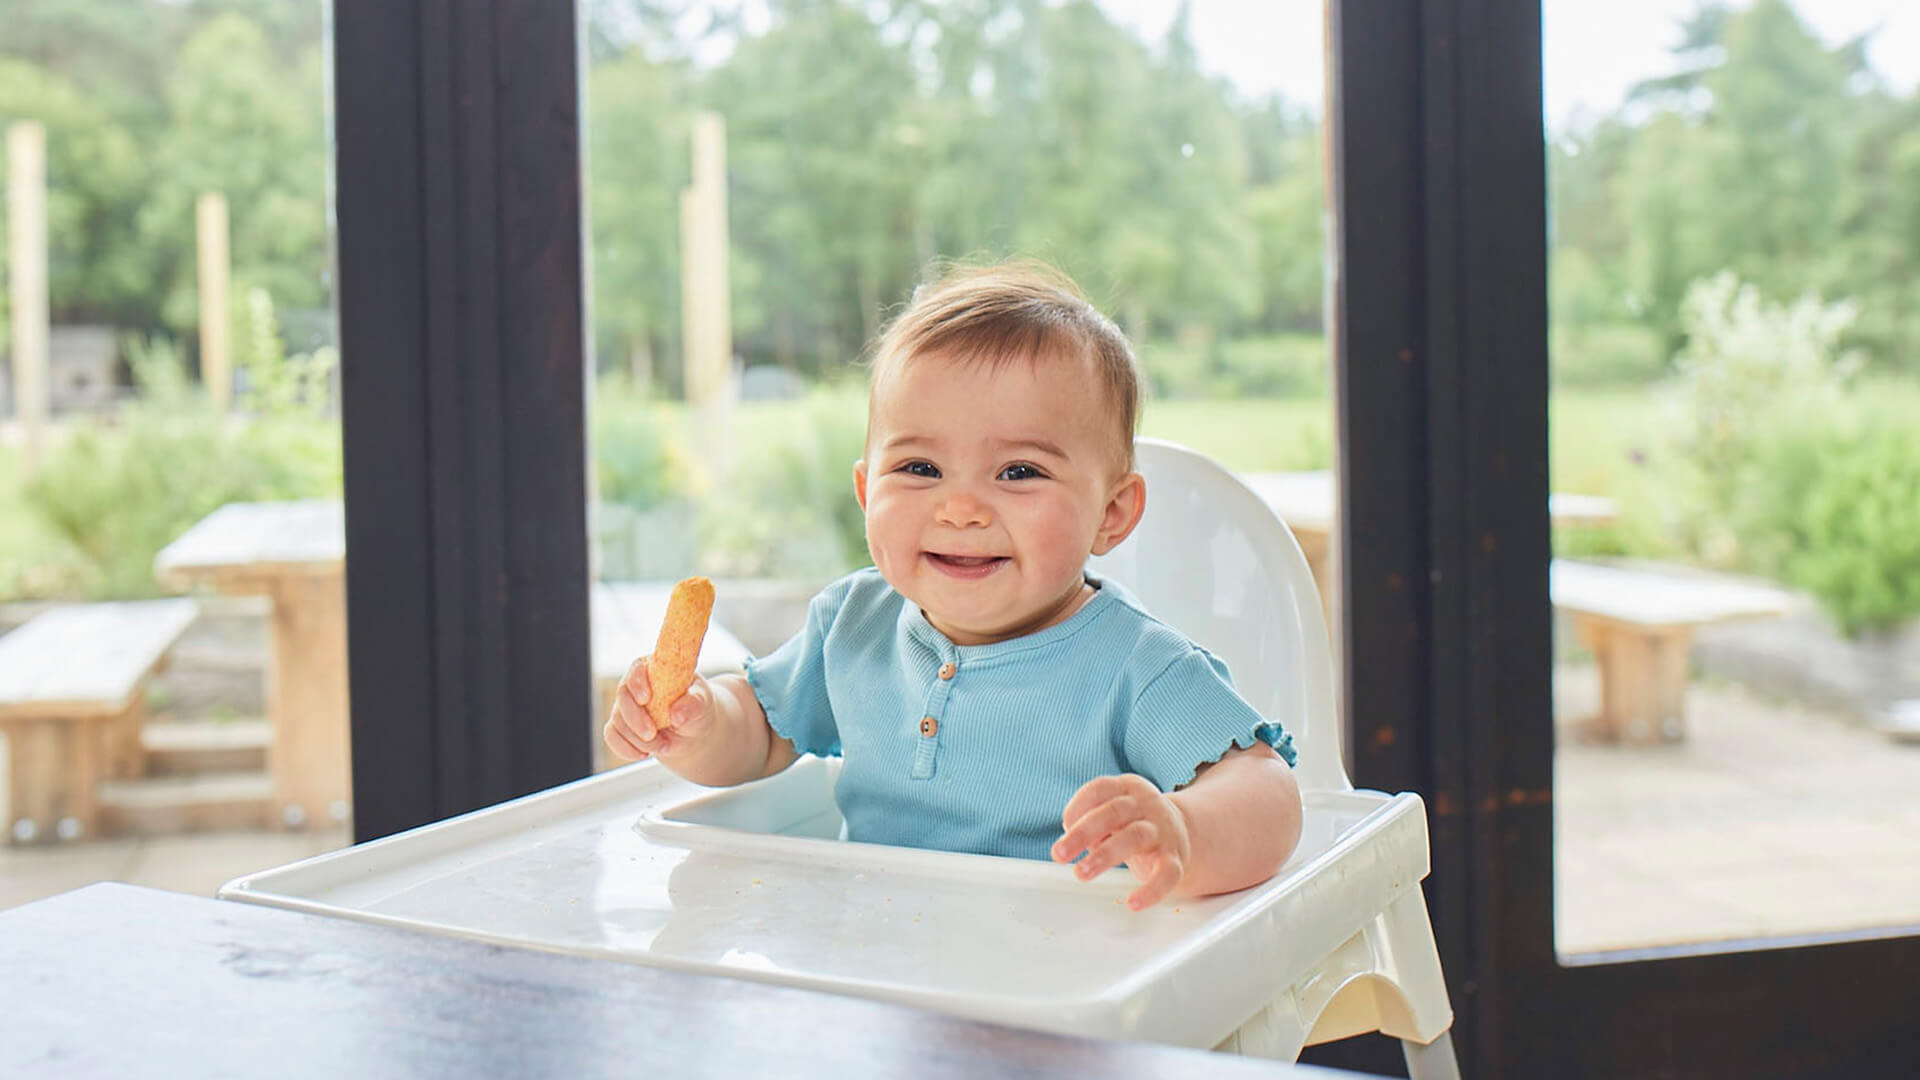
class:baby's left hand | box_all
[1052,774,1192,911]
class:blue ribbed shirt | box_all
[744,568,1296,861]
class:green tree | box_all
[1834,93,1920,369]
[1122,3,1257,333]
[0,60,149,327]
[1613,0,1861,355]
[700,0,921,370]
[1243,106,1323,335]
[587,50,689,382]
[136,13,329,336]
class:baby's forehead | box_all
[869,351,1133,465]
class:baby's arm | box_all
[1054,743,1302,910]
[1166,743,1302,897]
[604,665,799,787]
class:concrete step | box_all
[142,720,270,776]
[97,771,274,835]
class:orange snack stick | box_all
[645,576,715,730]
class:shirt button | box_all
[938,661,957,680]
[919,716,938,737]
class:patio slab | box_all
[1556,663,1920,954]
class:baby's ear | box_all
[1091,472,1146,556]
[853,460,870,512]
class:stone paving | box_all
[1555,664,1920,954]
[5,666,1918,959]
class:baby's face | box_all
[856,353,1143,645]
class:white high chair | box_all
[218,438,1456,1077]
[1091,437,1459,1075]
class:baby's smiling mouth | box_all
[925,552,1009,577]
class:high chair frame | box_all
[1091,437,1459,1076]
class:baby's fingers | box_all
[1053,794,1145,864]
[602,716,650,763]
[621,656,653,706]
[1125,856,1183,912]
[667,677,715,737]
[1072,819,1157,882]
[619,680,657,741]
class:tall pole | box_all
[680,112,732,476]
[8,122,49,474]
[197,192,232,412]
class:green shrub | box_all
[1652,272,1859,566]
[1730,399,1920,636]
[592,373,691,510]
[231,284,337,414]
[25,335,340,598]
[697,390,870,580]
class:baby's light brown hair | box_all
[867,260,1143,470]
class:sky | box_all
[1093,0,1920,129]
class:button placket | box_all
[911,649,958,780]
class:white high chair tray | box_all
[220,757,1429,1050]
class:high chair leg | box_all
[1402,1030,1462,1080]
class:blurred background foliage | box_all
[1,0,1918,632]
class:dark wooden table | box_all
[2,883,1356,1078]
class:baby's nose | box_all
[935,492,992,527]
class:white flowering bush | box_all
[1658,272,1861,566]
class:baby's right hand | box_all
[603,656,718,762]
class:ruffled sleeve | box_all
[743,585,846,758]
[1122,646,1297,791]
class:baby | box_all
[605,262,1303,910]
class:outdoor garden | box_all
[1,1,1915,641]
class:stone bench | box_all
[1552,561,1793,744]
[0,599,198,843]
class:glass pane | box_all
[1546,0,1920,956]
[2,1,350,908]
[581,0,1335,759]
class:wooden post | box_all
[266,569,352,829]
[8,122,49,474]
[197,192,232,412]
[680,112,732,474]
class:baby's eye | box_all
[900,461,941,479]
[998,463,1045,481]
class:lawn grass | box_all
[1140,397,1335,472]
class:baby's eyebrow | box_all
[993,437,1069,460]
[881,434,937,453]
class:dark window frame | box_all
[335,0,593,841]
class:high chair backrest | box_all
[1088,438,1348,793]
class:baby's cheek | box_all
[1028,506,1097,574]
[863,500,916,578]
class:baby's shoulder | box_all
[1089,590,1212,680]
[812,567,904,632]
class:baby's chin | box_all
[902,593,1025,645]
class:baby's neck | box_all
[928,578,1096,647]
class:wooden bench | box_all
[0,599,198,844]
[590,582,752,772]
[1552,561,1793,744]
